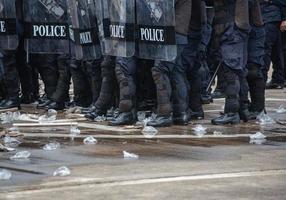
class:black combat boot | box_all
[211,113,240,125]
[189,109,204,120]
[108,111,135,126]
[85,109,106,120]
[147,115,173,127]
[46,101,65,110]
[37,99,53,109]
[173,112,189,125]
[0,98,20,110]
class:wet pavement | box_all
[0,89,286,200]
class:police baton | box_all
[206,61,222,93]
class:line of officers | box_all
[0,0,285,127]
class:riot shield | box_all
[95,0,135,57]
[0,0,18,50]
[67,0,102,60]
[136,0,177,61]
[23,0,70,54]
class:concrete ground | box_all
[0,89,286,200]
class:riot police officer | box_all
[211,0,250,125]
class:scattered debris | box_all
[48,109,58,116]
[3,136,21,148]
[10,151,31,160]
[53,166,71,177]
[192,125,207,137]
[0,112,21,124]
[250,132,266,140]
[276,105,286,114]
[249,132,267,145]
[213,131,223,136]
[0,169,12,180]
[83,136,97,145]
[257,112,275,125]
[70,126,81,135]
[142,126,158,139]
[38,115,56,124]
[43,142,60,151]
[123,151,139,160]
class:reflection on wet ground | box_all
[1,89,286,197]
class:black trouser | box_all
[30,54,59,99]
[51,55,71,103]
[94,56,117,111]
[2,50,20,100]
[152,44,189,116]
[115,56,137,113]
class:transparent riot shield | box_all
[95,0,135,57]
[23,0,70,54]
[136,0,177,61]
[67,0,102,60]
[0,0,18,50]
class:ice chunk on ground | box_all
[276,105,286,114]
[38,115,56,124]
[3,136,21,147]
[213,131,223,136]
[123,151,139,160]
[10,151,31,160]
[43,142,60,151]
[250,132,266,140]
[83,136,97,145]
[70,126,81,135]
[257,112,275,125]
[142,126,158,139]
[192,125,207,137]
[53,166,71,177]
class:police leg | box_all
[146,60,173,127]
[268,32,285,89]
[35,54,59,108]
[48,55,71,110]
[85,56,117,120]
[247,25,266,119]
[262,22,280,83]
[212,26,248,125]
[70,59,93,108]
[171,45,190,125]
[0,51,20,109]
[185,30,204,120]
[109,57,137,126]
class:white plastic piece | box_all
[83,136,97,145]
[38,115,56,124]
[213,131,223,136]
[276,105,286,114]
[142,126,158,139]
[192,125,207,137]
[48,109,58,116]
[53,166,71,177]
[257,112,275,125]
[10,151,31,160]
[70,126,81,135]
[43,142,60,151]
[3,136,21,147]
[123,151,139,160]
[250,132,266,140]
